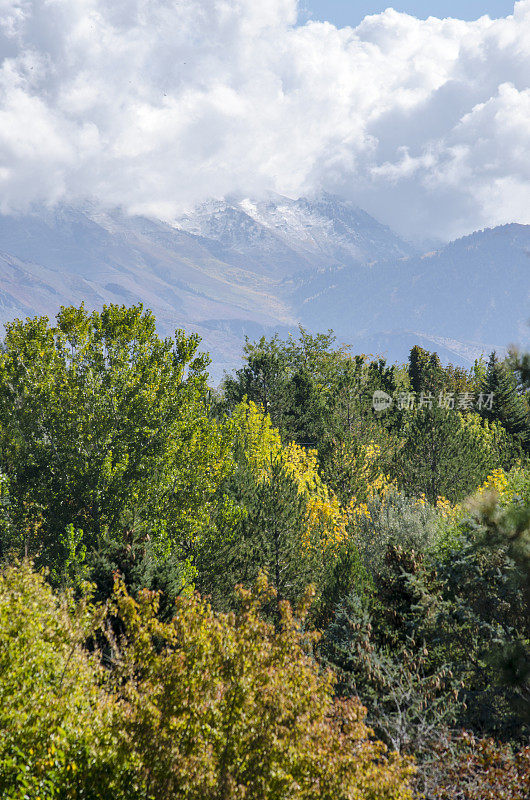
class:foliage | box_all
[0,561,120,799]
[0,304,227,599]
[198,400,351,610]
[1,309,529,798]
[480,352,529,454]
[408,346,475,397]
[321,589,461,758]
[425,734,530,800]
[465,490,530,726]
[109,573,415,800]
[351,489,442,576]
[198,450,321,612]
[393,408,496,503]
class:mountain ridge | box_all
[0,197,527,382]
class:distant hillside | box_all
[292,224,530,364]
[0,199,527,381]
[0,195,414,381]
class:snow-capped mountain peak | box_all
[175,193,416,273]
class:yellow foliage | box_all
[281,441,350,551]
[477,467,511,501]
[346,442,397,523]
[228,401,282,481]
[229,403,350,553]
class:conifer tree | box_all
[408,346,431,395]
[199,453,322,611]
[480,352,529,451]
[395,407,493,503]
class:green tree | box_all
[408,346,475,398]
[321,589,460,759]
[409,346,442,395]
[480,352,529,452]
[0,305,226,597]
[222,334,289,418]
[466,491,530,727]
[0,561,122,799]
[395,408,495,503]
[199,451,322,612]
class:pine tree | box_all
[481,352,529,450]
[408,346,431,395]
[199,452,322,611]
[395,407,493,503]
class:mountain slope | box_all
[177,193,415,274]
[0,199,527,381]
[0,196,415,380]
[294,223,530,362]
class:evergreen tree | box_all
[395,407,493,503]
[480,352,529,451]
[408,345,474,397]
[408,345,432,394]
[198,452,322,612]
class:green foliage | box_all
[0,307,529,798]
[221,329,405,504]
[408,346,475,397]
[0,561,120,799]
[53,523,89,589]
[480,352,529,453]
[0,304,226,598]
[321,590,461,758]
[313,535,371,628]
[465,491,530,726]
[0,562,415,799]
[109,573,414,800]
[352,489,441,577]
[198,449,323,613]
[394,408,496,503]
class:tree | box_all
[222,334,289,418]
[408,346,475,398]
[480,353,529,452]
[0,304,226,598]
[0,561,121,799]
[109,573,415,800]
[395,408,494,503]
[321,589,460,759]
[466,491,530,728]
[199,450,322,612]
[409,346,441,395]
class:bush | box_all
[109,574,415,800]
[0,562,120,799]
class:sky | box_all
[0,0,529,241]
[302,2,516,27]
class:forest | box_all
[0,303,529,800]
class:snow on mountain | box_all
[0,198,526,381]
[176,193,415,274]
[238,194,415,264]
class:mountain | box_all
[293,223,530,363]
[177,193,415,273]
[0,195,415,381]
[0,196,527,382]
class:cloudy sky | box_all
[303,2,516,27]
[0,0,529,241]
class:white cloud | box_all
[0,0,529,239]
